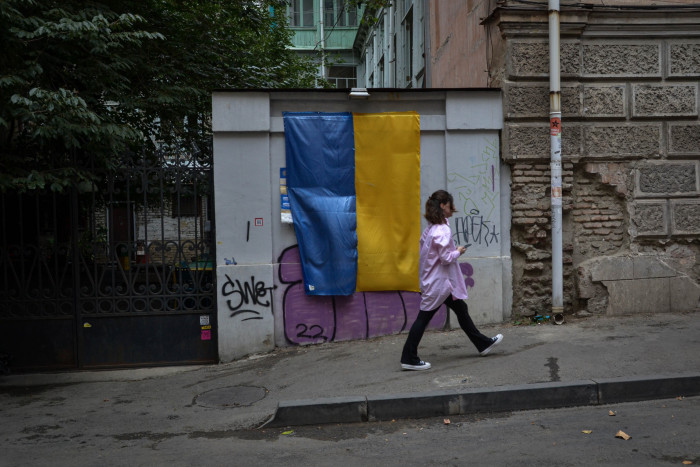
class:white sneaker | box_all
[479,334,503,356]
[401,360,432,371]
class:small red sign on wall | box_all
[254,218,263,226]
[550,117,561,136]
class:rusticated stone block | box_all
[505,125,581,160]
[583,44,660,77]
[631,201,668,236]
[670,276,700,312]
[672,200,700,234]
[669,124,700,155]
[507,126,548,159]
[584,125,660,158]
[637,162,697,196]
[633,84,697,117]
[669,42,700,77]
[632,256,677,279]
[562,86,581,118]
[583,85,626,117]
[506,84,581,118]
[506,85,549,117]
[603,278,670,314]
[509,42,580,78]
[590,256,633,282]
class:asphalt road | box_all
[4,396,698,466]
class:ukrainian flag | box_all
[283,111,421,295]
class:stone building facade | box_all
[357,1,700,318]
[483,2,700,317]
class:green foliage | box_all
[0,0,319,193]
[348,0,392,26]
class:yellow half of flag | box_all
[354,111,421,292]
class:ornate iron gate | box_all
[0,149,217,372]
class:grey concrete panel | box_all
[217,264,275,362]
[445,91,503,130]
[419,131,447,220]
[450,258,506,325]
[212,92,270,132]
[213,133,272,265]
[445,130,502,257]
[596,374,700,404]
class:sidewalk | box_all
[1,312,699,436]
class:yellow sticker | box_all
[83,322,92,328]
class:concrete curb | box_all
[263,373,700,427]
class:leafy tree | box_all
[0,0,319,193]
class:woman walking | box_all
[401,190,503,370]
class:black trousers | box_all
[401,295,492,365]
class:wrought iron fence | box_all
[0,147,216,369]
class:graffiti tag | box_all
[222,274,276,321]
[453,213,500,247]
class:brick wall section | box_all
[575,164,628,258]
[495,7,700,317]
[510,161,576,314]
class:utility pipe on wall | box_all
[549,0,564,323]
[319,0,326,83]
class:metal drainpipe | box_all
[319,0,326,83]
[549,0,565,324]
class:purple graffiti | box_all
[278,246,475,345]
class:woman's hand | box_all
[457,246,467,255]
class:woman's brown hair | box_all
[424,190,456,224]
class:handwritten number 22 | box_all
[296,324,328,341]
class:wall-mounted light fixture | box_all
[349,88,370,99]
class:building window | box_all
[289,0,314,27]
[324,0,358,27]
[328,65,357,89]
[403,9,413,86]
[379,58,384,87]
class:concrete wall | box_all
[212,90,506,362]
[427,0,491,88]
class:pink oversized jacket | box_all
[418,219,468,311]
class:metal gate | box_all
[0,149,217,372]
